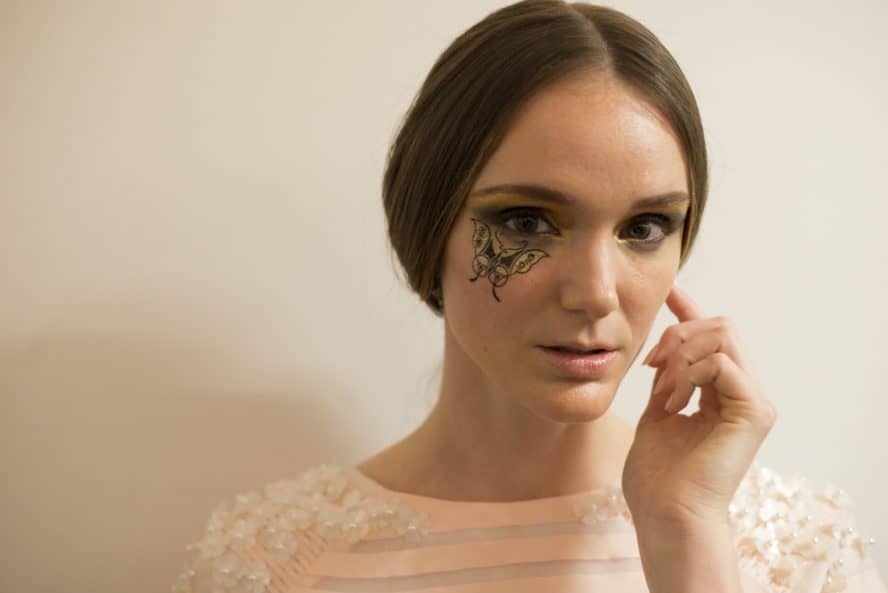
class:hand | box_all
[621,284,777,532]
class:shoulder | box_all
[730,461,880,593]
[171,463,430,593]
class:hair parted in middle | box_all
[382,0,709,317]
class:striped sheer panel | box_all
[298,521,879,593]
[311,559,646,592]
[174,463,887,593]
[294,518,637,592]
[311,520,638,578]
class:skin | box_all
[358,69,692,501]
[628,285,775,593]
[358,67,778,591]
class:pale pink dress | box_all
[172,461,885,593]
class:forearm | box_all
[634,519,742,593]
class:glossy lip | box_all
[537,345,617,378]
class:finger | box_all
[646,317,718,368]
[650,322,751,396]
[648,316,753,373]
[637,286,711,424]
[641,340,660,365]
[665,284,705,323]
[644,286,706,367]
[663,352,771,430]
[695,366,775,427]
[639,362,672,423]
[648,339,703,413]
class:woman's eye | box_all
[491,208,681,248]
[620,214,679,248]
[625,218,666,242]
[496,208,557,236]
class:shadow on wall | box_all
[0,306,357,593]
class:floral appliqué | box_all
[729,463,876,593]
[570,462,878,593]
[171,464,430,593]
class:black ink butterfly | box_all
[468,218,550,302]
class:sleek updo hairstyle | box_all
[382,0,708,318]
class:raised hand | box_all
[622,284,777,532]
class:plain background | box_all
[2,1,886,591]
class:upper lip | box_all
[542,342,616,352]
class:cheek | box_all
[460,218,552,306]
[621,254,677,335]
[441,221,548,354]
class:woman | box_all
[172,1,884,592]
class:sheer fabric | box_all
[172,461,885,593]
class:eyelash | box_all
[491,207,682,249]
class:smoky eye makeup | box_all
[625,211,687,237]
[475,205,559,235]
[470,201,689,253]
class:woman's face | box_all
[438,71,690,422]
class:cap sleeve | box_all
[170,464,430,593]
[730,463,884,593]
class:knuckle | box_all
[672,343,691,364]
[711,351,732,366]
[662,324,680,341]
[717,316,737,335]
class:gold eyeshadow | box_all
[468,185,690,211]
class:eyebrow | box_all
[469,183,689,209]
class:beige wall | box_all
[2,1,886,590]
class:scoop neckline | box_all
[347,465,624,506]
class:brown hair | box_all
[382,0,708,318]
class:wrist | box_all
[634,519,741,593]
[632,508,734,539]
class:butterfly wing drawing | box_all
[469,218,549,302]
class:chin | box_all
[529,384,614,423]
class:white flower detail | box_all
[571,483,633,525]
[730,463,876,593]
[172,464,430,593]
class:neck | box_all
[360,327,636,502]
[410,399,634,502]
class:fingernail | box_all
[652,372,667,397]
[664,392,678,413]
[643,344,659,366]
[650,345,668,367]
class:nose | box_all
[558,233,619,316]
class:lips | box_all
[543,343,616,354]
[537,345,617,378]
[547,346,607,354]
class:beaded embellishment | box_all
[729,462,877,593]
[571,482,634,525]
[171,464,430,593]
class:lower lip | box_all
[537,346,617,378]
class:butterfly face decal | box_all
[468,218,550,302]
